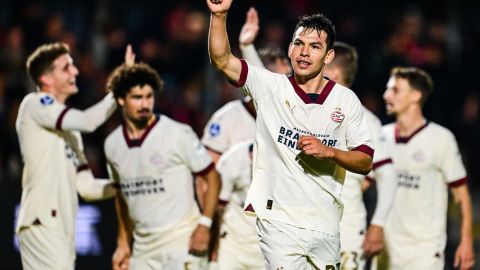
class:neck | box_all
[396,106,425,136]
[294,70,328,94]
[124,115,156,140]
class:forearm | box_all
[61,93,117,132]
[240,44,264,68]
[370,163,397,226]
[455,186,474,243]
[202,169,221,219]
[76,168,117,201]
[115,195,133,246]
[209,13,232,70]
[331,148,372,175]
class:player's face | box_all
[119,84,155,125]
[45,54,79,96]
[266,58,292,75]
[324,64,344,85]
[383,76,421,116]
[288,27,334,79]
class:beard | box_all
[128,110,153,129]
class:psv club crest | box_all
[330,107,345,123]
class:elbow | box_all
[357,158,373,175]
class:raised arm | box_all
[238,7,264,68]
[207,0,243,82]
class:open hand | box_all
[239,7,260,46]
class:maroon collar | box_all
[288,75,336,104]
[395,121,429,144]
[122,115,160,148]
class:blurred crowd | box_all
[0,0,479,269]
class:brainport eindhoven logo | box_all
[330,107,345,123]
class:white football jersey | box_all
[104,115,213,235]
[216,140,258,245]
[237,60,374,236]
[382,121,467,257]
[15,92,83,237]
[201,99,256,154]
[340,108,392,237]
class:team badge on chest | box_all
[150,153,164,166]
[330,107,345,123]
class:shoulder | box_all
[104,125,123,150]
[21,92,56,110]
[426,122,456,140]
[210,100,244,119]
[364,108,382,129]
[160,115,196,136]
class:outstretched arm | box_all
[207,0,243,82]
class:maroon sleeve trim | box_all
[77,164,89,172]
[351,144,374,158]
[372,158,393,170]
[448,177,468,188]
[204,145,223,155]
[219,199,229,206]
[194,162,215,176]
[229,59,248,87]
[365,176,376,183]
[55,107,71,130]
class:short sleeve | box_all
[29,93,68,129]
[346,99,374,158]
[238,60,284,103]
[178,125,213,174]
[201,113,232,154]
[440,132,467,186]
[216,156,238,203]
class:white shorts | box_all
[130,222,208,270]
[256,218,340,270]
[217,227,265,270]
[340,229,366,270]
[18,224,75,270]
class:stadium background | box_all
[0,0,478,269]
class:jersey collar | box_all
[395,121,429,144]
[122,114,160,148]
[288,75,336,105]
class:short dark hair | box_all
[331,42,358,87]
[106,63,164,99]
[293,14,336,51]
[258,47,288,67]
[391,66,433,106]
[26,42,70,87]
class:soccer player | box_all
[105,62,221,270]
[15,42,122,270]
[207,0,374,268]
[324,42,398,270]
[214,140,264,270]
[202,8,291,269]
[379,67,475,270]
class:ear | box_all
[411,89,423,104]
[288,42,293,59]
[39,74,52,88]
[117,97,125,107]
[324,49,335,65]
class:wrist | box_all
[211,11,228,16]
[198,215,213,228]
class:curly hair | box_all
[106,63,164,99]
